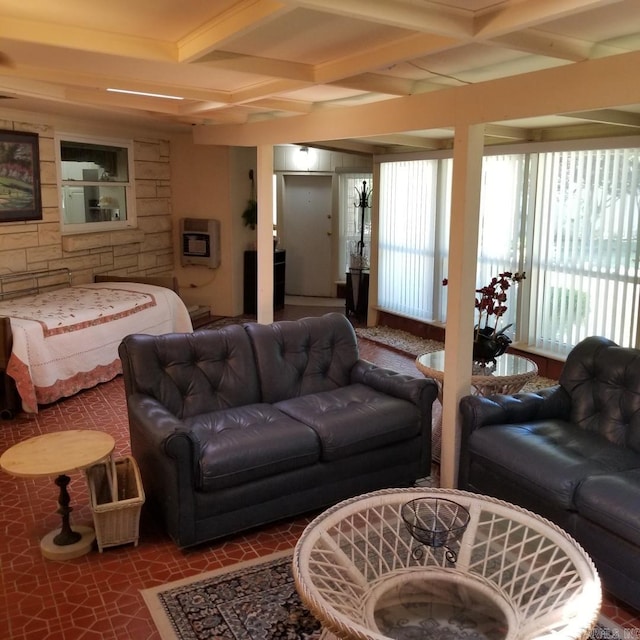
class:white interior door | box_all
[282,174,333,297]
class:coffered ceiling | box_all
[0,0,639,152]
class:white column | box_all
[256,145,274,324]
[440,124,484,488]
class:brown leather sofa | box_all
[459,336,640,610]
[119,313,438,547]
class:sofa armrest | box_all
[127,393,190,440]
[351,359,439,408]
[127,394,205,545]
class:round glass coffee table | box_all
[0,429,115,560]
[416,350,538,397]
[293,488,601,640]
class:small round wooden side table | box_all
[0,429,115,560]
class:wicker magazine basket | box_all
[86,456,145,552]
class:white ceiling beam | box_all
[65,88,184,115]
[538,122,638,141]
[314,33,461,84]
[230,78,312,104]
[475,0,624,39]
[0,76,174,122]
[306,139,382,155]
[483,124,531,140]
[360,133,442,150]
[193,51,314,82]
[246,98,314,114]
[329,73,414,96]
[0,76,67,101]
[178,0,292,63]
[184,108,250,125]
[491,29,595,62]
[562,108,640,128]
[194,49,640,146]
[178,101,230,115]
[0,16,176,62]
[280,0,472,37]
[0,65,231,105]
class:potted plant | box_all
[443,271,526,365]
[242,198,257,229]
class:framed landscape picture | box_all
[0,130,42,222]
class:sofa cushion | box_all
[560,336,640,452]
[575,468,640,547]
[244,313,359,403]
[275,384,420,461]
[119,324,261,419]
[468,419,640,508]
[185,404,320,491]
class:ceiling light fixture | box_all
[107,88,184,100]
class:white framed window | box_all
[56,134,136,234]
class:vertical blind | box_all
[477,154,528,335]
[376,145,640,354]
[530,148,640,354]
[378,159,450,322]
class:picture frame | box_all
[0,129,42,222]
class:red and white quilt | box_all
[3,281,193,413]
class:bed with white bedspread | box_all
[0,274,192,414]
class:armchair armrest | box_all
[457,384,570,488]
[459,385,570,433]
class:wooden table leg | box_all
[53,474,82,546]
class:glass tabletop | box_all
[417,350,537,378]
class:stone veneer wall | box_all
[0,118,173,285]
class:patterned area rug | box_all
[142,550,325,640]
[143,550,624,640]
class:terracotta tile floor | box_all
[0,314,638,638]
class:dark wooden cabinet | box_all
[345,269,369,322]
[243,250,286,314]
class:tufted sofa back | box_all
[560,336,640,451]
[119,324,261,419]
[244,313,359,403]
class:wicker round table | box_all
[415,350,539,397]
[293,488,601,640]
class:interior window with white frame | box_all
[56,134,136,234]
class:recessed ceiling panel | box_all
[221,8,412,65]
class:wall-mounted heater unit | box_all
[180,218,221,268]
